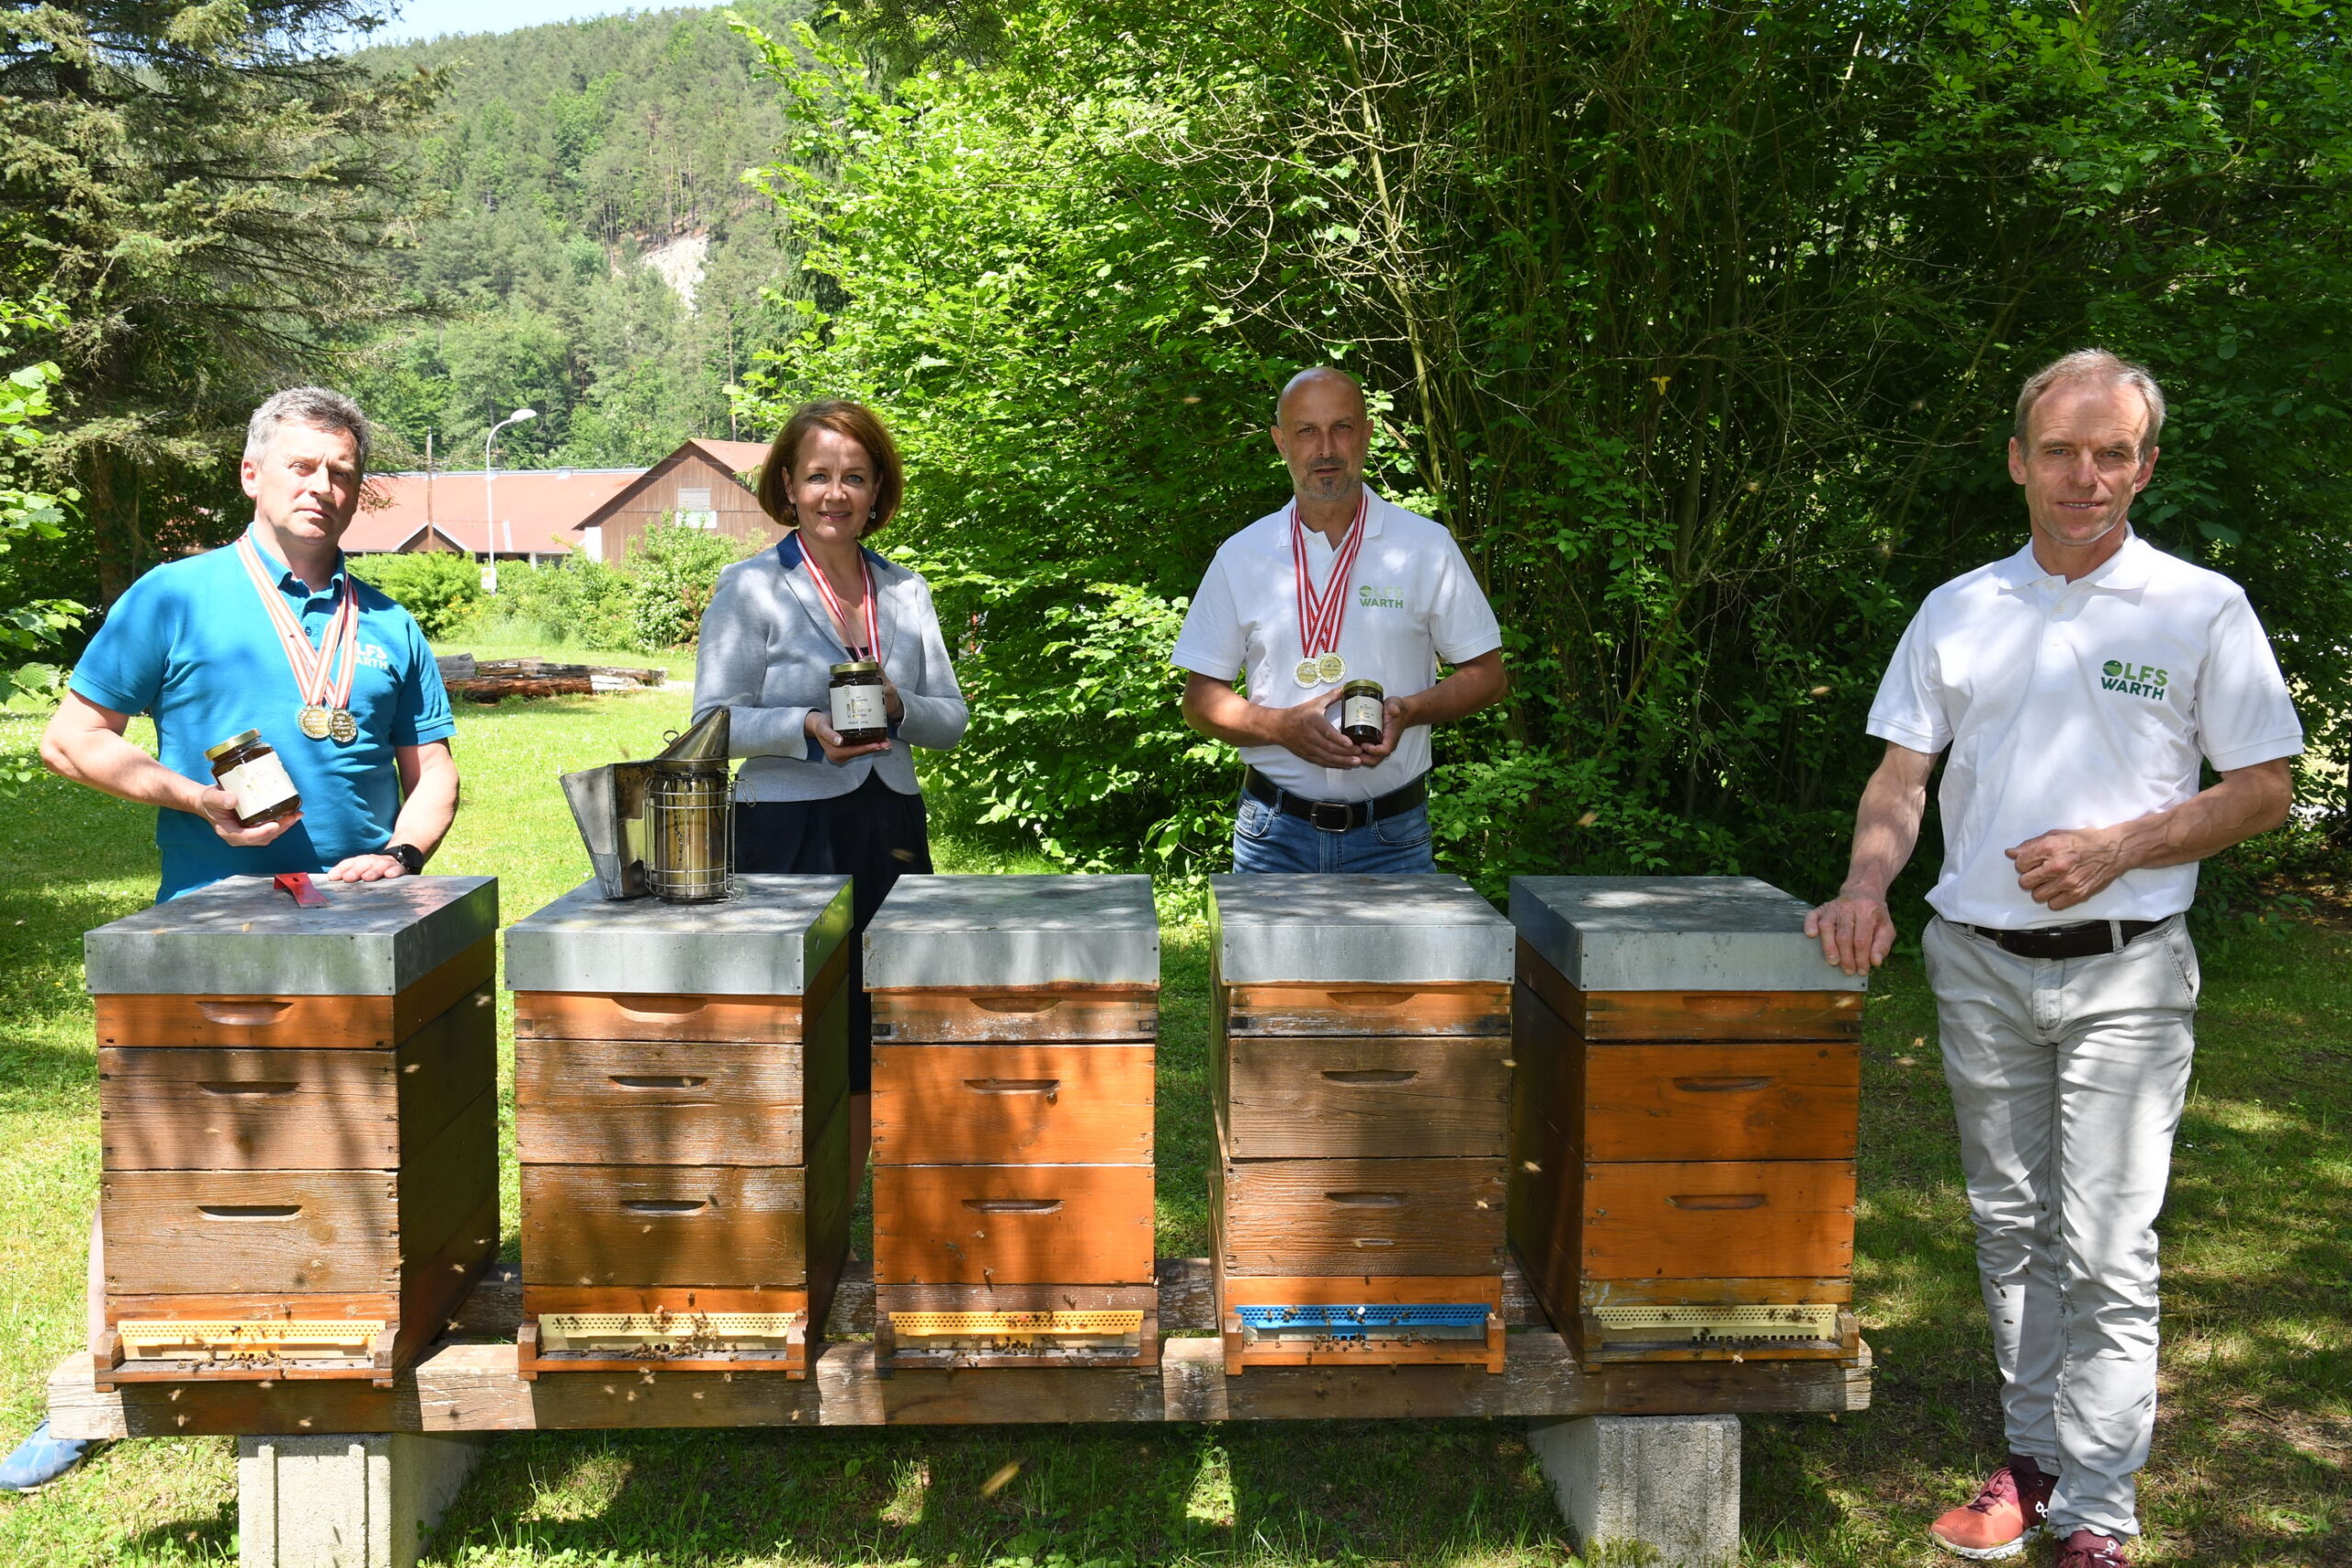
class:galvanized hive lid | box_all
[503,875,852,995]
[1208,874,1511,986]
[864,874,1159,989]
[83,875,498,997]
[1510,875,1865,992]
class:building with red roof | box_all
[349,437,783,566]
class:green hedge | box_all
[346,550,485,640]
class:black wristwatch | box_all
[386,842,427,875]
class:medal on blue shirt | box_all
[237,536,361,744]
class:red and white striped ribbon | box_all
[1290,488,1369,664]
[802,542,880,659]
[235,535,358,713]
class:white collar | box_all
[1274,486,1389,547]
[1997,527,2156,593]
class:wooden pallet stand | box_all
[1508,877,1866,1366]
[1206,874,1514,1374]
[85,876,502,1390]
[867,874,1160,1374]
[505,875,855,1382]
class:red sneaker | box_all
[1928,1455,2054,1560]
[2056,1529,2131,1567]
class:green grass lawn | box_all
[0,677,2345,1565]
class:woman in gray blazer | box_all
[693,400,967,1180]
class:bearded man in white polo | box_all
[1171,367,1506,872]
[1806,350,2301,1567]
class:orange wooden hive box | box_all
[86,874,500,1389]
[506,875,854,1380]
[866,874,1159,1373]
[1207,874,1514,1374]
[1508,876,1867,1365]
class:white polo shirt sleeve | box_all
[2198,590,2304,771]
[1428,531,1504,665]
[1170,547,1248,681]
[1864,606,1954,756]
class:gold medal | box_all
[1295,660,1322,687]
[328,709,358,745]
[299,705,333,740]
[1317,652,1347,683]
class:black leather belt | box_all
[1963,919,2163,960]
[1243,768,1427,833]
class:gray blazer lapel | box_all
[870,553,900,666]
[778,537,848,652]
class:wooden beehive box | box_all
[506,875,854,1379]
[1509,875,1866,1364]
[1207,874,1512,1374]
[86,875,499,1388]
[865,874,1159,1371]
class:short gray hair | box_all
[245,386,372,473]
[2013,349,2166,456]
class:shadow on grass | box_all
[429,1420,1575,1567]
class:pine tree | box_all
[0,2,442,598]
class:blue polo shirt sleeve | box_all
[372,593,454,747]
[68,569,180,716]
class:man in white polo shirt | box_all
[1171,367,1506,872]
[1807,350,2301,1568]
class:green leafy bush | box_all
[346,550,486,640]
[737,4,2352,895]
[489,557,639,652]
[628,523,750,651]
[0,297,83,718]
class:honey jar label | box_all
[1342,694,1384,733]
[831,683,888,734]
[219,751,299,819]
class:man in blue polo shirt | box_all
[40,385,458,898]
[1,386,460,1490]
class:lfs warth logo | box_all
[2100,658,2169,700]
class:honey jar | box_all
[829,660,888,746]
[1340,680,1385,746]
[204,729,301,828]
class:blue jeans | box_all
[1228,791,1436,874]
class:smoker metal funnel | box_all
[560,758,656,899]
[657,706,730,765]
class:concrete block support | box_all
[1527,1414,1740,1567]
[238,1432,486,1568]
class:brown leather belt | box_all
[1243,768,1427,833]
[1963,919,2163,960]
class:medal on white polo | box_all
[1291,490,1368,687]
[236,536,360,745]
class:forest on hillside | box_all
[345,4,811,471]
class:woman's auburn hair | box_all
[755,400,906,537]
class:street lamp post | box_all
[482,407,537,592]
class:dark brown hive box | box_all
[1207,875,1513,1374]
[85,875,499,1387]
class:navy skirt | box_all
[735,773,933,1093]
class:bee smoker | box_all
[559,707,734,903]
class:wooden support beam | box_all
[50,1334,1868,1438]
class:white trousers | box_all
[1922,914,2199,1541]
